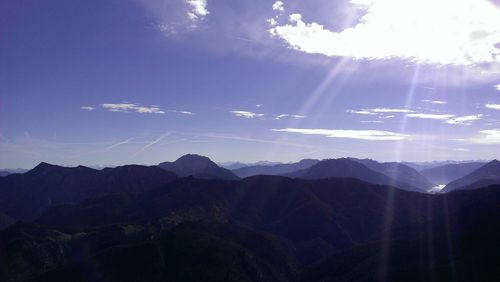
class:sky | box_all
[1,0,500,168]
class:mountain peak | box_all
[28,162,60,174]
[176,154,214,163]
[159,154,238,180]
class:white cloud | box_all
[272,128,409,141]
[494,84,500,91]
[274,114,306,120]
[272,1,284,12]
[422,100,447,105]
[360,120,384,123]
[407,113,455,120]
[348,108,413,115]
[486,104,500,110]
[80,106,95,111]
[370,108,414,113]
[347,110,378,115]
[445,114,483,125]
[186,0,209,21]
[407,112,483,125]
[167,110,194,115]
[289,13,302,22]
[231,110,264,119]
[269,0,500,65]
[101,103,165,114]
[472,129,500,144]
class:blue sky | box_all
[1,0,500,168]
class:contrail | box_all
[135,132,171,155]
[106,138,132,150]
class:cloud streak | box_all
[272,128,409,141]
[472,129,500,144]
[80,106,95,111]
[101,103,166,114]
[422,100,447,105]
[486,104,500,110]
[231,110,264,119]
[407,113,483,125]
[274,114,306,120]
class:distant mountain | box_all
[0,168,28,177]
[290,158,425,192]
[420,162,487,185]
[350,158,434,191]
[158,154,239,180]
[0,163,177,220]
[220,161,281,170]
[402,160,488,171]
[442,160,500,192]
[232,159,319,178]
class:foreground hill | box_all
[159,154,239,180]
[1,175,498,281]
[420,162,487,184]
[0,163,177,220]
[442,160,500,192]
[350,158,434,191]
[287,158,426,192]
[232,159,319,178]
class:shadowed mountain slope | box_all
[420,162,487,185]
[442,160,500,192]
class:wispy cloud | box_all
[166,110,194,115]
[348,108,413,116]
[446,114,483,125]
[407,113,455,120]
[272,128,409,141]
[472,129,500,144]
[494,84,500,91]
[268,0,500,65]
[274,114,306,120]
[101,103,165,114]
[231,110,264,119]
[408,113,483,125]
[80,106,95,111]
[143,0,210,35]
[360,120,384,123]
[486,104,500,110]
[204,133,313,148]
[422,100,447,105]
[347,110,378,115]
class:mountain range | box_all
[1,174,499,281]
